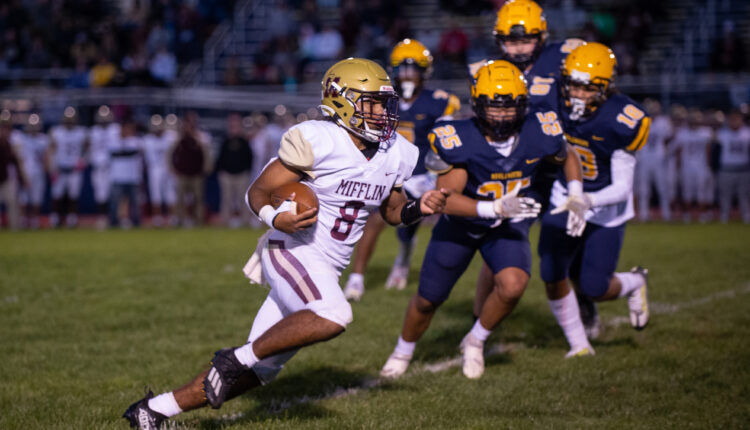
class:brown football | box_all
[270,182,319,213]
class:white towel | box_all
[243,229,273,285]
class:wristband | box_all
[567,180,583,196]
[400,198,423,225]
[476,200,496,219]
[258,201,294,229]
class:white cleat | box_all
[565,344,596,359]
[343,276,365,302]
[627,266,650,330]
[460,333,485,379]
[584,313,601,340]
[380,352,412,379]
[385,264,409,290]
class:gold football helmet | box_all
[389,39,433,100]
[561,42,616,120]
[320,58,399,143]
[471,60,529,140]
[494,0,548,70]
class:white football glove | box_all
[550,192,591,237]
[493,186,541,219]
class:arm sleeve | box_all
[277,126,316,178]
[586,149,636,207]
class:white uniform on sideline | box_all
[144,129,178,206]
[246,120,418,384]
[50,125,87,199]
[635,114,672,220]
[89,122,120,206]
[716,124,750,223]
[673,125,714,205]
[16,131,49,207]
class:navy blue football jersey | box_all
[397,88,460,176]
[530,80,651,192]
[528,38,585,81]
[428,114,567,227]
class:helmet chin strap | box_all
[569,97,586,121]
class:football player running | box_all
[380,61,584,380]
[535,43,652,357]
[123,58,448,429]
[343,39,461,301]
[471,0,588,324]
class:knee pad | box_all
[579,270,610,299]
[306,298,353,329]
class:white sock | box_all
[615,272,644,298]
[234,342,259,367]
[548,290,590,350]
[148,392,182,418]
[469,320,491,342]
[348,272,364,284]
[394,336,416,357]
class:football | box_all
[270,182,319,214]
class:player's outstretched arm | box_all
[379,187,449,226]
[247,159,317,233]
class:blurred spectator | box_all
[0,117,25,230]
[170,112,211,226]
[216,113,253,227]
[90,55,117,87]
[715,109,750,223]
[438,22,469,67]
[149,45,177,85]
[636,99,672,221]
[712,20,746,73]
[108,118,143,228]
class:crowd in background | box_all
[0,100,749,231]
[0,0,235,87]
[3,0,745,88]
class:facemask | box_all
[569,97,586,121]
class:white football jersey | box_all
[143,129,178,169]
[276,120,418,271]
[638,115,671,161]
[89,123,120,167]
[673,126,712,168]
[50,125,87,169]
[716,126,750,169]
[18,132,50,176]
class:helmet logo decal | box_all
[323,77,342,98]
[380,85,394,92]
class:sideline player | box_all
[48,107,88,228]
[715,109,750,223]
[471,0,586,319]
[89,105,120,228]
[673,108,714,222]
[635,99,672,221]
[343,39,460,301]
[380,61,584,380]
[17,114,49,229]
[123,58,448,429]
[144,114,178,226]
[535,43,651,355]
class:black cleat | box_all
[122,390,167,430]
[203,347,249,409]
[578,292,601,339]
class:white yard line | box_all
[606,282,750,328]
[212,282,750,422]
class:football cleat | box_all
[578,293,601,340]
[385,264,409,290]
[565,344,595,359]
[460,333,485,379]
[343,276,365,302]
[380,351,413,379]
[122,390,168,430]
[627,266,650,330]
[203,348,250,409]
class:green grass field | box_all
[2,223,749,429]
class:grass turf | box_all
[1,223,749,429]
